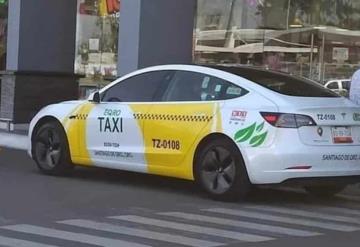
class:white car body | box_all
[28,65,360,186]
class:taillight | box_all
[260,112,316,128]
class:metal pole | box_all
[225,0,236,44]
[286,0,291,29]
[319,33,325,83]
[309,33,314,79]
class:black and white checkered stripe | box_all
[74,114,89,120]
[133,113,213,122]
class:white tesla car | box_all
[28,65,360,201]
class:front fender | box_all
[28,101,85,157]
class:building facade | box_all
[1,0,360,127]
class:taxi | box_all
[28,65,360,201]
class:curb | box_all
[0,132,28,150]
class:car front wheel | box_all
[33,121,73,175]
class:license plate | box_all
[331,127,353,144]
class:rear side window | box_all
[342,80,351,90]
[162,71,248,102]
[211,66,339,98]
[249,73,338,97]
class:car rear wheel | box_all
[33,121,73,175]
[304,185,346,197]
[195,138,251,201]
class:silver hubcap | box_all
[200,147,236,194]
[35,128,61,169]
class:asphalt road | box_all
[1,147,360,247]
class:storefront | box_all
[75,0,120,98]
[74,0,360,94]
[0,0,193,125]
[74,0,194,99]
[1,0,360,126]
[195,0,360,84]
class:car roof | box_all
[100,64,311,95]
[100,64,258,93]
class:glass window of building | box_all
[75,0,120,99]
[194,0,360,91]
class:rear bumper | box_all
[240,131,360,185]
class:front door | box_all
[85,70,173,172]
[86,102,150,172]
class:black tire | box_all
[32,121,73,176]
[194,138,251,201]
[304,185,346,198]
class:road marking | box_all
[109,215,273,242]
[159,212,321,237]
[338,194,360,202]
[59,219,223,247]
[0,235,58,247]
[244,205,360,225]
[204,208,360,232]
[1,224,150,247]
[311,205,360,217]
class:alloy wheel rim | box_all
[35,128,61,169]
[200,146,236,194]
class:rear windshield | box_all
[211,66,339,98]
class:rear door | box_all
[142,70,248,177]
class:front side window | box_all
[162,71,248,102]
[102,71,173,102]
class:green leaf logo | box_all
[256,122,265,132]
[234,122,268,147]
[234,122,256,143]
[250,132,268,147]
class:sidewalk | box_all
[0,131,28,150]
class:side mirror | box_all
[89,91,101,103]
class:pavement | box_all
[0,130,28,150]
[2,133,360,246]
